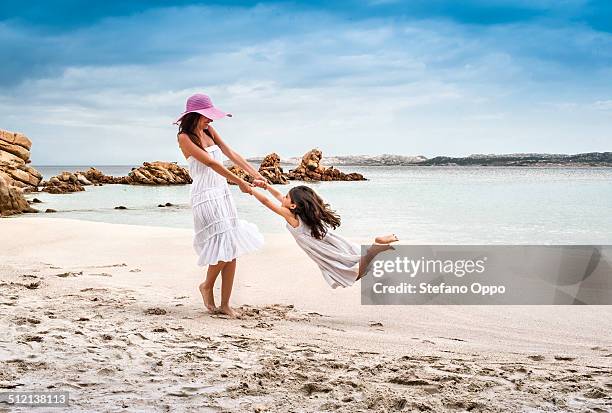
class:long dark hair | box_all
[288,186,341,239]
[177,112,214,149]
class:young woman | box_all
[250,181,398,288]
[176,93,264,318]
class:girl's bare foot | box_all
[218,304,239,319]
[198,282,216,313]
[374,234,399,244]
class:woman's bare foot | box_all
[374,234,399,244]
[198,282,216,313]
[218,304,240,319]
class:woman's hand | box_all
[238,180,253,195]
[252,179,268,189]
[253,172,266,182]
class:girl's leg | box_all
[219,259,238,318]
[356,234,399,280]
[199,261,226,313]
[357,245,390,279]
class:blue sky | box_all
[0,0,611,164]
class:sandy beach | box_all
[1,218,611,412]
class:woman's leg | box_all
[219,259,238,318]
[199,261,226,313]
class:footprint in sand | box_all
[166,384,223,397]
[23,281,41,289]
[12,317,39,326]
[89,273,112,277]
[80,287,110,293]
[583,387,607,399]
[237,304,321,323]
[19,334,43,343]
[55,271,82,278]
[241,321,274,330]
[554,355,575,362]
[144,307,167,315]
[301,382,333,396]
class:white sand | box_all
[1,217,611,412]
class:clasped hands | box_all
[238,177,268,194]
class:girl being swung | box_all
[250,181,398,288]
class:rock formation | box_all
[40,162,192,193]
[126,162,192,185]
[287,149,366,181]
[41,172,87,194]
[258,153,289,184]
[0,129,42,190]
[0,175,37,216]
[74,163,192,187]
[76,167,122,185]
[227,150,366,185]
[227,165,253,185]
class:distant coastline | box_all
[247,152,612,167]
[30,152,612,169]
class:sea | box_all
[16,165,612,245]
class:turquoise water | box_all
[17,165,612,244]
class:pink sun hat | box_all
[174,93,232,124]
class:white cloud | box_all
[593,100,612,110]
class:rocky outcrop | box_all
[287,149,366,181]
[258,153,289,184]
[41,162,192,193]
[126,162,192,185]
[227,150,366,184]
[0,175,37,216]
[0,129,43,190]
[78,163,192,186]
[76,167,122,185]
[41,172,87,194]
[227,165,253,185]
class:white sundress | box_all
[286,216,361,288]
[187,145,264,266]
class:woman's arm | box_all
[208,125,264,180]
[178,134,252,193]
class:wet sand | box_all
[1,218,611,412]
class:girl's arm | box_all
[178,134,252,193]
[208,125,265,181]
[253,179,284,202]
[250,188,299,227]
